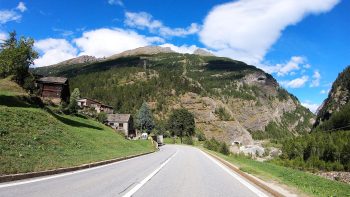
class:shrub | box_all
[196,130,206,141]
[183,136,194,145]
[219,142,230,155]
[204,137,220,151]
[97,112,107,123]
[215,107,231,121]
[22,74,35,93]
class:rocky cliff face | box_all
[33,50,314,145]
[315,66,350,127]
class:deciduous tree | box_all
[0,31,38,85]
[167,108,195,143]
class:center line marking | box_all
[122,150,178,197]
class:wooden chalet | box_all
[36,77,70,104]
[77,98,114,114]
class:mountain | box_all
[52,55,98,66]
[315,65,350,130]
[33,49,314,145]
[107,46,175,60]
[193,48,214,56]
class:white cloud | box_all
[301,101,320,113]
[160,43,198,54]
[303,64,311,69]
[280,75,309,88]
[53,28,74,37]
[0,2,27,24]
[16,2,27,13]
[74,28,162,57]
[0,31,8,43]
[199,0,340,64]
[310,70,321,87]
[34,38,78,67]
[108,0,123,6]
[320,89,329,94]
[259,56,309,76]
[0,10,21,24]
[125,11,200,37]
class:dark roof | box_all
[37,77,68,84]
[107,114,131,123]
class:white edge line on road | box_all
[122,150,178,197]
[200,150,269,197]
[0,154,145,189]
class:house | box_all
[106,114,135,137]
[77,98,113,114]
[36,77,70,104]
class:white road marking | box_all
[122,150,178,197]
[0,155,143,188]
[201,150,269,197]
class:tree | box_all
[136,102,155,133]
[167,108,195,143]
[97,112,107,123]
[0,31,38,85]
[67,88,80,114]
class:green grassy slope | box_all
[0,78,155,175]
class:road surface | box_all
[0,145,269,197]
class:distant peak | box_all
[193,48,214,56]
[108,46,175,59]
[51,55,97,67]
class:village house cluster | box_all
[36,76,135,138]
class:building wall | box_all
[108,122,129,136]
[101,107,113,114]
[41,84,62,98]
[39,83,70,103]
[123,123,129,135]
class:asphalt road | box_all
[0,145,269,197]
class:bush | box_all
[196,130,206,141]
[97,112,107,123]
[204,137,220,151]
[204,137,230,155]
[219,142,230,155]
[215,107,231,121]
[22,74,35,93]
[183,136,194,145]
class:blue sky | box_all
[1,0,349,112]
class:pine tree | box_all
[67,88,80,114]
[136,102,155,133]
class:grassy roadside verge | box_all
[206,149,350,197]
[0,106,156,174]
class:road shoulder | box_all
[201,148,300,197]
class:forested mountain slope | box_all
[315,65,350,131]
[33,49,314,145]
